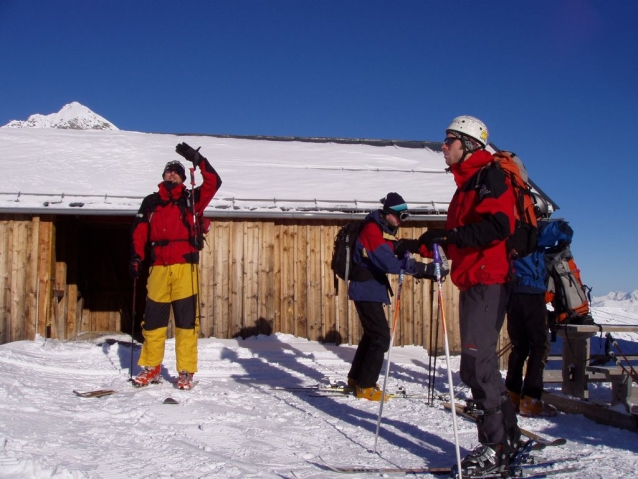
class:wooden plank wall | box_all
[0,214,511,361]
[196,218,463,353]
[0,215,54,343]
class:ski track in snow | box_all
[0,322,637,478]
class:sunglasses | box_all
[398,211,410,221]
[164,161,184,173]
[443,137,459,147]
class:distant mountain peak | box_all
[591,289,638,312]
[1,102,118,131]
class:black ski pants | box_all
[459,284,519,446]
[348,301,391,388]
[505,292,550,399]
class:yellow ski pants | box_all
[138,263,200,373]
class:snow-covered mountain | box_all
[592,289,638,314]
[1,102,118,131]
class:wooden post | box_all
[244,221,260,335]
[37,219,55,338]
[557,328,593,400]
[0,217,10,344]
[280,221,294,334]
[307,225,322,341]
[258,221,275,334]
[230,220,244,338]
[213,221,230,338]
[295,224,309,339]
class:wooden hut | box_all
[1,128,546,362]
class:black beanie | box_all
[163,160,186,182]
[382,192,408,213]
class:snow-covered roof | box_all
[0,128,455,220]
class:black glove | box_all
[395,239,420,258]
[129,257,142,280]
[414,261,450,280]
[413,262,429,279]
[175,142,203,167]
[418,229,458,250]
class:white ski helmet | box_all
[446,116,489,147]
[532,192,550,219]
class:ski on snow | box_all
[73,380,198,398]
[443,402,567,449]
[272,384,428,399]
[324,466,580,477]
[73,389,118,398]
[322,456,582,476]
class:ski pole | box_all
[498,341,513,359]
[433,244,463,479]
[429,293,441,406]
[606,333,638,382]
[373,253,408,453]
[428,282,438,406]
[129,278,137,381]
[188,167,202,329]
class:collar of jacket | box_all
[366,209,399,236]
[157,181,186,201]
[450,149,494,188]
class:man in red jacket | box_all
[398,116,522,477]
[129,143,222,390]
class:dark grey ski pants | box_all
[459,283,518,446]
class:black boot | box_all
[458,442,510,477]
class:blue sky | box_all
[1,1,636,296]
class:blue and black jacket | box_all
[348,210,418,304]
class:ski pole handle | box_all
[399,250,410,273]
[432,243,442,281]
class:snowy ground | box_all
[1,309,637,478]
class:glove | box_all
[395,239,420,258]
[433,244,450,278]
[413,262,430,279]
[414,261,450,280]
[129,257,142,280]
[175,142,203,167]
[418,229,458,250]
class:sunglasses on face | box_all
[443,137,459,147]
[396,211,410,221]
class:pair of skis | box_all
[323,460,581,477]
[324,402,571,476]
[442,402,566,449]
[323,442,580,477]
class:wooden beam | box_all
[542,391,638,432]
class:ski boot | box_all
[449,442,510,478]
[519,396,558,417]
[355,385,391,401]
[177,371,195,390]
[132,365,161,387]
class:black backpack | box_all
[331,221,375,293]
[331,222,365,281]
[330,220,393,295]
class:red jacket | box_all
[131,158,222,266]
[442,149,516,290]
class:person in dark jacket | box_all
[397,116,522,477]
[347,192,445,401]
[506,196,573,417]
[129,143,222,390]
